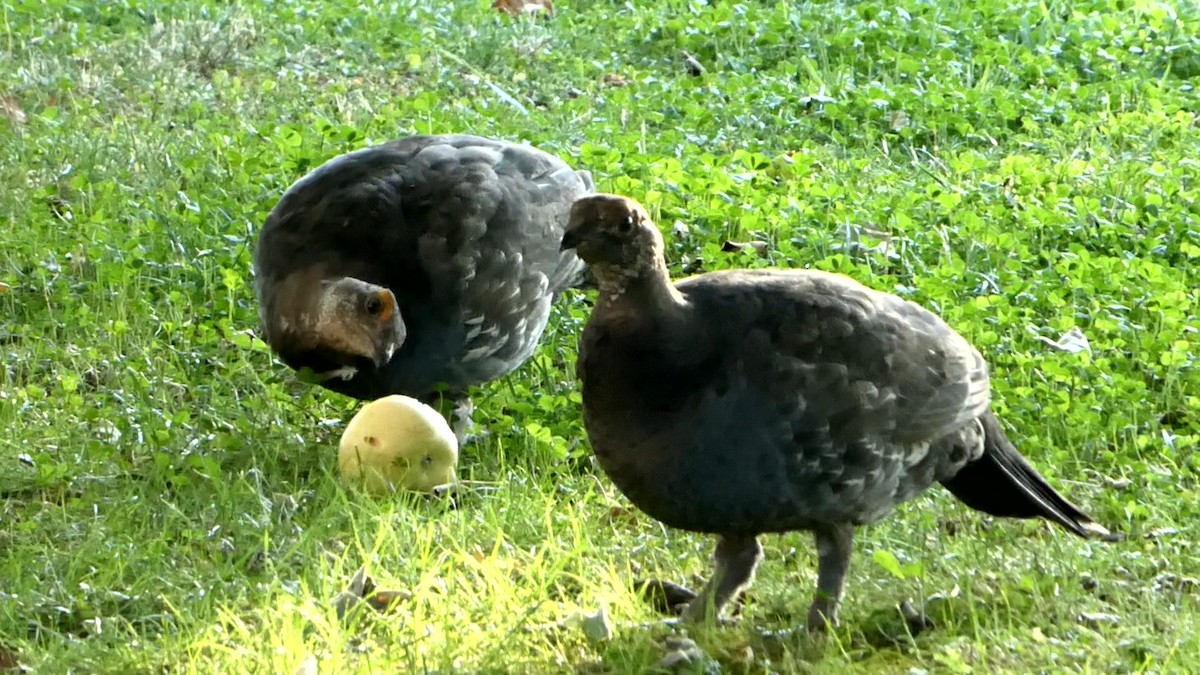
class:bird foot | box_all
[449,398,491,447]
[633,578,746,626]
[806,604,839,633]
[457,427,491,448]
[634,578,698,616]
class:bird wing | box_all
[393,136,590,378]
[677,269,991,447]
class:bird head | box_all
[561,194,664,275]
[310,277,406,378]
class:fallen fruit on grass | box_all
[337,395,458,494]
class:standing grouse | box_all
[561,193,1112,631]
[254,134,593,437]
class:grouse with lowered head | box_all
[254,134,593,438]
[561,193,1112,631]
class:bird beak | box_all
[560,228,581,251]
[374,341,396,368]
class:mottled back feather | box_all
[579,269,991,534]
[255,134,592,399]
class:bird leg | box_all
[806,523,854,632]
[421,393,487,447]
[449,396,480,446]
[681,534,764,624]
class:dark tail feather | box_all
[940,411,1112,540]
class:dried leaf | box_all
[1153,573,1199,593]
[332,591,364,620]
[332,566,376,620]
[580,605,612,643]
[0,96,24,126]
[491,0,554,18]
[344,566,373,597]
[898,599,934,634]
[607,505,635,519]
[634,578,696,615]
[1078,611,1120,628]
[681,51,705,76]
[331,565,411,619]
[0,282,8,293]
[363,589,412,613]
[799,93,836,106]
[1144,527,1178,540]
[721,240,769,256]
[1159,408,1191,428]
[0,643,19,671]
[292,655,318,675]
[1105,476,1132,490]
[602,73,627,87]
[889,110,909,131]
[1033,326,1091,355]
[656,637,709,670]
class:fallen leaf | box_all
[292,655,318,675]
[1033,326,1091,355]
[1078,611,1120,628]
[1105,476,1132,490]
[721,240,769,256]
[602,73,627,87]
[1159,409,1191,428]
[580,605,612,643]
[0,282,8,293]
[607,505,636,519]
[332,566,411,619]
[732,645,755,664]
[0,96,24,125]
[889,109,909,132]
[0,643,19,671]
[491,0,554,18]
[344,566,373,596]
[363,589,412,613]
[799,93,837,106]
[1153,573,1199,593]
[332,566,376,620]
[656,636,710,670]
[332,591,365,620]
[681,51,705,76]
[898,599,933,634]
[1144,527,1178,540]
[633,579,696,616]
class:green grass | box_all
[1,0,1198,671]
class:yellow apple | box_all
[337,395,459,494]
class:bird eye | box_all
[618,215,635,233]
[365,296,383,315]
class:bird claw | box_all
[323,366,359,381]
[457,428,492,448]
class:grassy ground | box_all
[2,0,1198,672]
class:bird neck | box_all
[261,268,325,344]
[593,257,682,314]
